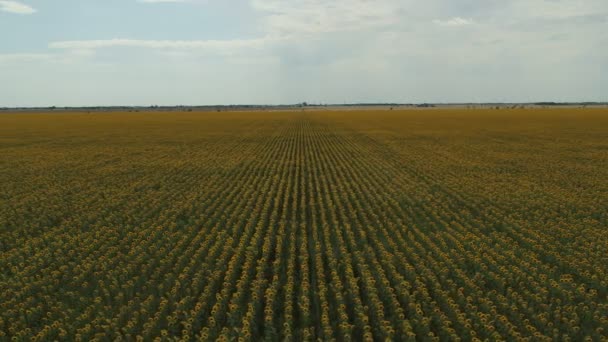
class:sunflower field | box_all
[1,109,607,341]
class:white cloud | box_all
[137,0,187,3]
[48,38,272,55]
[507,0,606,21]
[0,0,35,14]
[251,0,405,36]
[433,17,473,27]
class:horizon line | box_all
[2,101,608,110]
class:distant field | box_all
[1,109,607,340]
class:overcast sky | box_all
[1,0,607,106]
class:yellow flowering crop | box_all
[1,108,607,340]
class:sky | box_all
[1,0,607,107]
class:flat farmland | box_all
[1,109,607,341]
